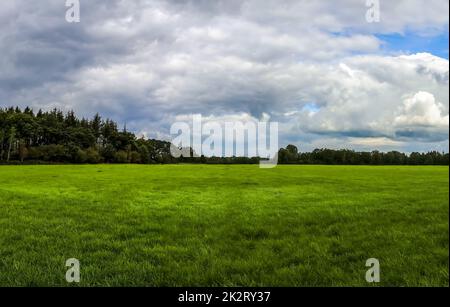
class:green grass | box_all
[0,165,448,287]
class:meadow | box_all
[0,165,448,287]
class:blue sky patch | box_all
[302,103,321,113]
[377,31,449,59]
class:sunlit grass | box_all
[0,165,448,286]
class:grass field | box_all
[0,165,448,287]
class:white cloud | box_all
[395,91,449,127]
[0,0,448,151]
[349,137,403,147]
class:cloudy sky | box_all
[0,0,449,152]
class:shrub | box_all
[85,147,102,164]
[130,151,141,163]
[114,150,128,163]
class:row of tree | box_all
[278,145,449,165]
[0,107,176,164]
[1,107,448,165]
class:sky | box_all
[0,0,449,153]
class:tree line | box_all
[0,107,448,165]
[278,145,449,166]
